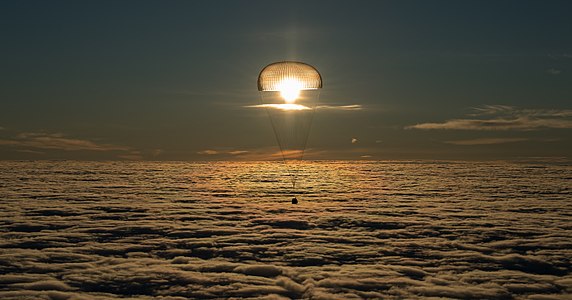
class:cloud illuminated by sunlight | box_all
[228,150,249,155]
[0,130,142,159]
[407,105,572,131]
[197,149,249,156]
[197,150,219,155]
[246,104,311,111]
[445,138,529,145]
[246,104,363,111]
[271,149,304,159]
[317,104,363,111]
[0,132,130,152]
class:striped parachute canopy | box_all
[258,61,322,92]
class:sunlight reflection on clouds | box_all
[0,161,570,299]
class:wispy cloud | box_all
[195,147,325,161]
[407,105,572,131]
[272,149,304,159]
[469,105,572,117]
[445,138,528,145]
[546,68,562,75]
[0,132,130,152]
[407,118,572,130]
[245,104,311,111]
[316,104,363,111]
[228,150,249,155]
[197,149,250,156]
[0,130,143,160]
[197,150,220,155]
[15,149,44,155]
[245,104,362,111]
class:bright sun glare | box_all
[277,78,303,103]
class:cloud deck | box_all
[0,161,571,299]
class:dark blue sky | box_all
[1,1,571,160]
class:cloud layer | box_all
[445,137,529,145]
[198,149,249,156]
[246,104,312,111]
[0,131,139,159]
[0,132,129,152]
[407,105,572,131]
[0,161,571,299]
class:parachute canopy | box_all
[257,61,322,191]
[258,61,322,92]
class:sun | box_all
[277,78,303,103]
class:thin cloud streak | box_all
[228,150,249,155]
[407,118,572,130]
[196,147,327,161]
[0,132,130,152]
[246,104,363,111]
[197,150,219,155]
[445,138,529,145]
[470,105,572,118]
[245,104,311,111]
[197,149,250,156]
[316,104,363,111]
[407,105,572,131]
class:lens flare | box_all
[277,78,303,103]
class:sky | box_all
[0,0,571,161]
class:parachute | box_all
[257,61,322,199]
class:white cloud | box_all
[407,105,572,131]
